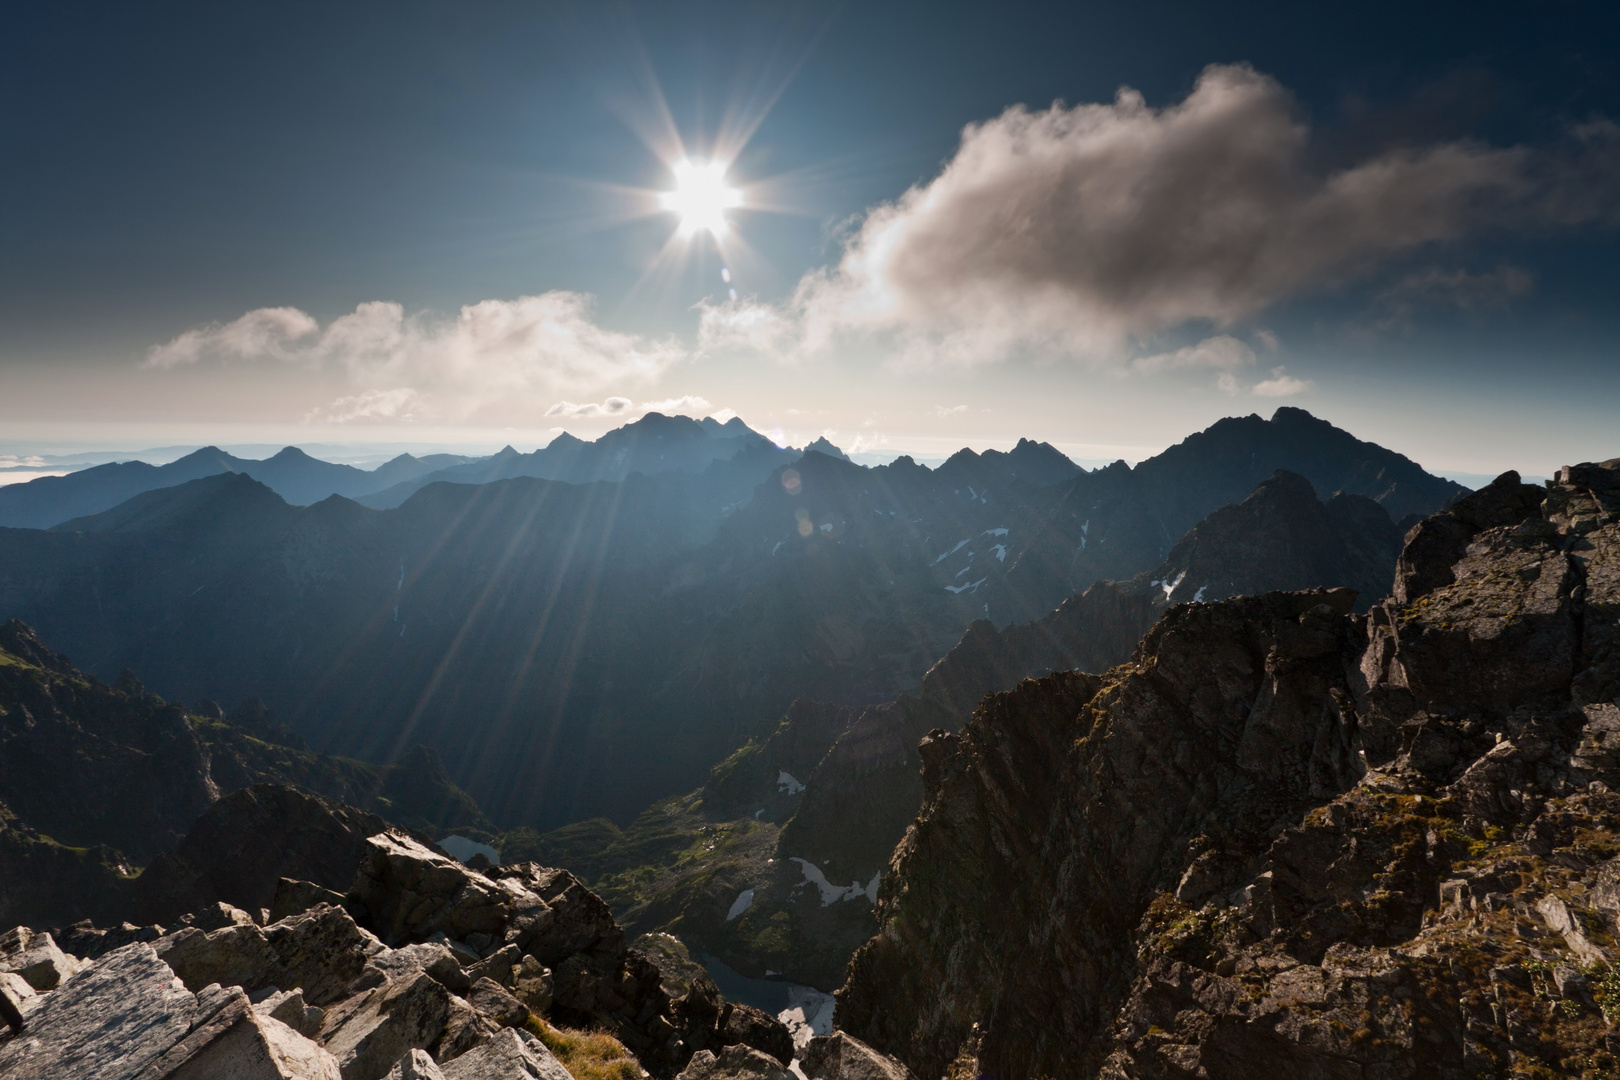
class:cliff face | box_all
[838,460,1620,1080]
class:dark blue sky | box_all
[3,1,1617,476]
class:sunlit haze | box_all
[3,3,1617,480]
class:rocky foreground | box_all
[839,459,1620,1078]
[0,824,914,1079]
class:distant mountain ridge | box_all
[0,408,1462,831]
[0,444,478,528]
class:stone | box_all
[384,1048,447,1079]
[356,943,471,996]
[0,942,197,1080]
[350,834,511,948]
[0,926,83,990]
[272,878,350,924]
[799,1033,917,1080]
[266,903,383,1006]
[320,971,452,1080]
[133,985,342,1079]
[677,1044,794,1080]
[466,976,530,1028]
[154,921,283,995]
[510,955,553,1014]
[53,920,166,961]
[178,900,259,932]
[435,993,500,1063]
[256,987,327,1039]
[467,943,522,988]
[720,1003,793,1066]
[437,1028,573,1080]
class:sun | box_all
[659,159,743,238]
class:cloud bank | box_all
[703,63,1616,368]
[148,292,685,421]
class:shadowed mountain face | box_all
[0,409,1458,831]
[0,619,486,928]
[498,469,1412,991]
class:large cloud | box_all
[703,63,1615,367]
[148,292,686,420]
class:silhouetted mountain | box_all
[0,445,478,528]
[358,412,787,508]
[0,408,1461,832]
[803,436,852,462]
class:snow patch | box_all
[438,835,499,866]
[983,528,1009,537]
[772,541,784,556]
[779,986,836,1050]
[1192,585,1208,603]
[789,858,877,906]
[777,770,806,795]
[991,544,1008,562]
[955,565,973,578]
[1160,570,1187,600]
[933,538,970,564]
[945,577,989,595]
[726,888,755,921]
[819,523,833,533]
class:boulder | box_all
[265,903,383,1006]
[176,900,258,932]
[356,943,470,996]
[319,970,452,1080]
[350,834,510,948]
[435,994,500,1063]
[721,1004,793,1067]
[466,976,530,1029]
[437,1028,572,1080]
[799,1033,917,1080]
[135,786,395,925]
[677,1044,794,1080]
[510,955,553,1014]
[154,922,282,995]
[0,942,197,1080]
[272,879,350,924]
[0,926,82,991]
[466,943,521,987]
[53,919,165,961]
[384,1048,447,1079]
[134,985,342,1079]
[256,987,328,1039]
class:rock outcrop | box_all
[0,822,793,1079]
[837,460,1620,1078]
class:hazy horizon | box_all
[5,3,1617,486]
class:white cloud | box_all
[701,63,1616,369]
[1132,335,1257,373]
[147,292,685,419]
[306,387,421,423]
[1252,367,1314,397]
[934,404,968,417]
[545,397,634,419]
[146,307,318,368]
[640,395,715,415]
[543,394,721,421]
[1254,329,1280,352]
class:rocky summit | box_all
[836,459,1620,1078]
[0,815,916,1080]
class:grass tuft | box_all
[526,1017,646,1080]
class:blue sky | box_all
[2,1,1618,479]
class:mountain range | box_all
[0,408,1462,831]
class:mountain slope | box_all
[500,469,1411,990]
[0,409,1460,830]
[837,459,1620,1079]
